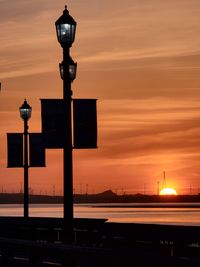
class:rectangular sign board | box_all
[7,133,23,168]
[41,99,65,149]
[29,133,46,167]
[73,99,97,149]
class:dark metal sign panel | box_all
[7,133,23,168]
[41,99,65,148]
[29,133,46,167]
[73,99,97,149]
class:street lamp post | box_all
[19,99,32,218]
[55,6,77,243]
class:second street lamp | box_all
[19,99,32,218]
[55,6,77,243]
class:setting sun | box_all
[159,187,177,196]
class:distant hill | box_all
[95,190,117,198]
[74,190,118,203]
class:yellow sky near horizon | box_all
[1,0,200,195]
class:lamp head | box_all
[19,99,32,120]
[59,56,77,81]
[55,6,77,48]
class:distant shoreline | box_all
[0,190,200,205]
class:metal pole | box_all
[63,47,73,243]
[24,118,29,218]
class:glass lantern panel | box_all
[20,109,31,120]
[71,24,76,42]
[59,24,74,44]
[69,65,76,80]
[61,24,70,41]
[59,64,64,79]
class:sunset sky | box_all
[1,0,200,195]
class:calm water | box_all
[0,203,200,226]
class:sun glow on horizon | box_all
[159,187,177,196]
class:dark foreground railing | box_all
[0,217,200,266]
